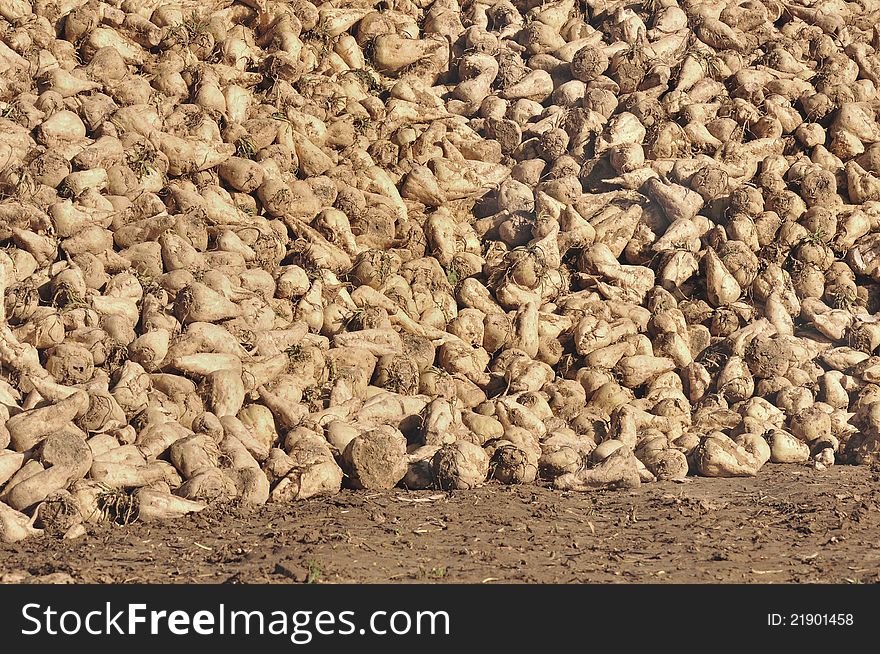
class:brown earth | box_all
[2,464,880,584]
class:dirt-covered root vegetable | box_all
[270,434,342,501]
[418,398,467,445]
[341,425,408,490]
[704,248,742,307]
[635,437,689,481]
[644,178,703,223]
[226,462,270,506]
[766,429,810,464]
[0,500,42,543]
[204,368,246,417]
[812,439,837,470]
[333,328,402,357]
[3,432,93,512]
[789,406,832,445]
[539,432,593,479]
[0,450,24,487]
[486,436,539,485]
[402,445,441,490]
[614,355,676,389]
[174,283,242,324]
[88,460,168,490]
[135,416,193,460]
[431,440,490,490]
[553,447,643,491]
[844,402,880,464]
[134,489,206,521]
[62,523,87,540]
[175,468,239,503]
[693,434,762,478]
[571,44,609,82]
[6,390,89,452]
[733,434,772,469]
[169,434,221,481]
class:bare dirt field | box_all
[2,464,879,584]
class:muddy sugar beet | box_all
[3,0,880,543]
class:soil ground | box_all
[2,464,880,584]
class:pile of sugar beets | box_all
[3,0,880,543]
